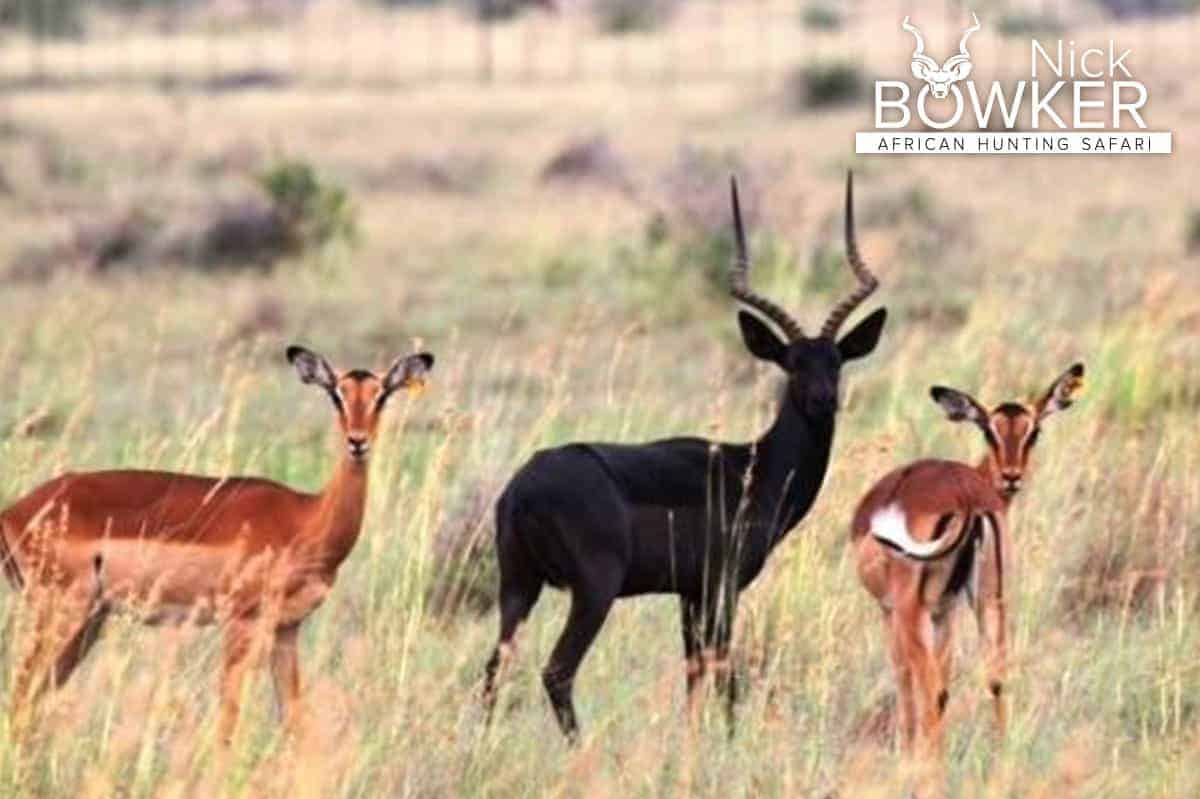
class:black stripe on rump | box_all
[931,513,955,541]
[942,514,982,600]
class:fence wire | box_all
[0,1,1193,91]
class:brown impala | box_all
[0,345,433,740]
[851,363,1084,770]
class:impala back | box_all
[0,469,321,622]
[504,439,756,597]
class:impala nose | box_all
[1001,473,1022,496]
[806,384,839,415]
[347,436,370,459]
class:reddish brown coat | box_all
[1,346,432,742]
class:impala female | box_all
[852,363,1083,765]
[1,345,433,739]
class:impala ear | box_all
[837,308,887,362]
[287,345,337,392]
[381,352,435,400]
[1037,362,1085,420]
[738,311,787,366]
[930,385,989,427]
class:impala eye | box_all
[1027,427,1041,448]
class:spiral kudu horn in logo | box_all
[903,12,980,100]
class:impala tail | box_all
[869,504,969,562]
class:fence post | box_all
[755,0,769,89]
[27,0,44,84]
[478,2,495,84]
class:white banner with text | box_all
[855,132,1172,155]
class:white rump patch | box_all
[870,503,956,560]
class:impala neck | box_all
[310,453,371,570]
[748,386,836,546]
[974,457,1015,509]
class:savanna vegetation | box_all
[0,1,1195,796]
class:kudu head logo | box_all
[902,13,980,99]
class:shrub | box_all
[995,10,1065,38]
[787,60,866,110]
[0,0,86,38]
[1187,209,1200,255]
[172,196,287,269]
[257,159,357,254]
[6,206,159,280]
[800,2,843,32]
[1094,0,1200,19]
[540,133,634,194]
[7,159,357,280]
[467,0,564,22]
[171,161,357,267]
[593,0,676,35]
[472,0,538,22]
[96,0,178,10]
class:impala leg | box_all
[679,598,703,715]
[483,578,542,721]
[931,608,956,745]
[893,599,946,770]
[270,623,304,736]
[11,577,106,718]
[49,602,109,691]
[680,598,738,729]
[975,515,1008,740]
[219,621,257,744]
[710,620,739,736]
[542,565,620,743]
[933,610,956,691]
[53,556,110,692]
[883,610,916,754]
[975,595,1007,738]
[685,589,740,733]
[892,601,948,799]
